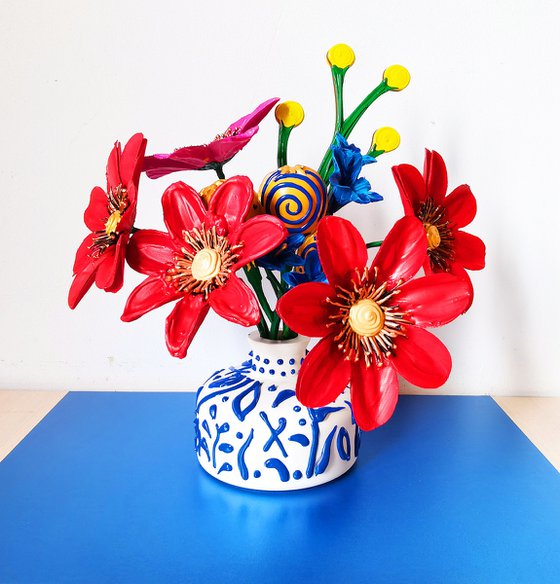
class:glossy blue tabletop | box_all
[1,393,559,583]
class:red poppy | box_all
[276,215,471,431]
[392,150,485,306]
[142,98,279,179]
[122,176,287,358]
[69,133,147,309]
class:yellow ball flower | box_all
[372,127,401,153]
[383,65,411,91]
[326,44,356,69]
[275,101,305,128]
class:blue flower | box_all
[329,134,383,209]
[256,233,305,272]
[283,249,327,287]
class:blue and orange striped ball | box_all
[259,165,327,235]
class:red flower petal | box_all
[95,237,125,291]
[73,233,95,275]
[106,141,122,189]
[84,186,108,232]
[68,260,98,309]
[373,216,426,286]
[143,150,207,179]
[296,336,352,407]
[317,216,368,287]
[445,184,477,229]
[207,274,260,326]
[350,362,399,430]
[391,326,452,388]
[392,163,426,213]
[206,134,254,166]
[120,133,147,186]
[454,231,486,270]
[162,181,208,243]
[448,263,475,311]
[231,215,287,269]
[165,294,210,358]
[397,273,471,327]
[127,229,175,276]
[423,150,448,205]
[209,176,254,231]
[121,276,182,322]
[276,282,336,337]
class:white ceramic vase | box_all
[194,331,359,491]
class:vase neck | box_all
[247,331,309,382]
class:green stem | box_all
[277,124,293,167]
[366,240,383,248]
[265,269,285,299]
[214,163,225,180]
[367,148,385,158]
[244,266,273,336]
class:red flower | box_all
[122,176,287,358]
[142,98,279,179]
[392,150,485,306]
[277,215,471,431]
[69,133,147,309]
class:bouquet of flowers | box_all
[69,44,485,432]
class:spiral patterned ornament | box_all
[259,165,327,235]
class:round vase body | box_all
[194,332,359,491]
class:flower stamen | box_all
[90,184,129,258]
[417,197,454,270]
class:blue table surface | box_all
[0,393,559,584]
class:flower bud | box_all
[383,65,410,91]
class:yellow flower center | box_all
[191,248,222,281]
[424,223,441,249]
[348,299,385,337]
[105,210,122,235]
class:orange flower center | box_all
[424,223,441,249]
[90,184,129,258]
[348,299,385,337]
[166,225,242,298]
[416,197,454,271]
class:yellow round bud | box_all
[372,127,401,153]
[275,101,305,128]
[326,44,356,69]
[199,180,225,208]
[383,65,411,91]
[424,224,441,250]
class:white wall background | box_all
[0,0,558,395]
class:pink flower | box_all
[143,98,279,179]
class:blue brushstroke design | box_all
[289,433,310,447]
[218,463,232,474]
[260,411,287,457]
[196,380,252,413]
[337,427,351,461]
[209,404,217,420]
[219,443,234,453]
[232,381,262,421]
[211,422,230,469]
[265,458,290,482]
[355,426,361,456]
[193,418,210,462]
[306,406,344,478]
[237,428,254,480]
[268,384,277,392]
[271,389,296,408]
[202,420,211,438]
[315,425,338,476]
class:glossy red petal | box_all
[373,216,426,286]
[120,133,147,187]
[454,231,486,270]
[95,237,126,291]
[392,326,452,388]
[84,186,108,232]
[453,231,486,270]
[162,181,208,243]
[143,149,207,179]
[445,184,477,229]
[397,273,471,327]
[276,282,336,337]
[68,260,98,309]
[231,216,287,269]
[165,294,210,359]
[449,263,475,311]
[205,134,254,165]
[392,163,426,213]
[73,233,95,275]
[208,176,254,231]
[127,229,175,276]
[106,141,122,189]
[317,216,368,287]
[350,362,399,430]
[121,276,182,322]
[296,336,351,407]
[423,150,448,205]
[207,274,260,326]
